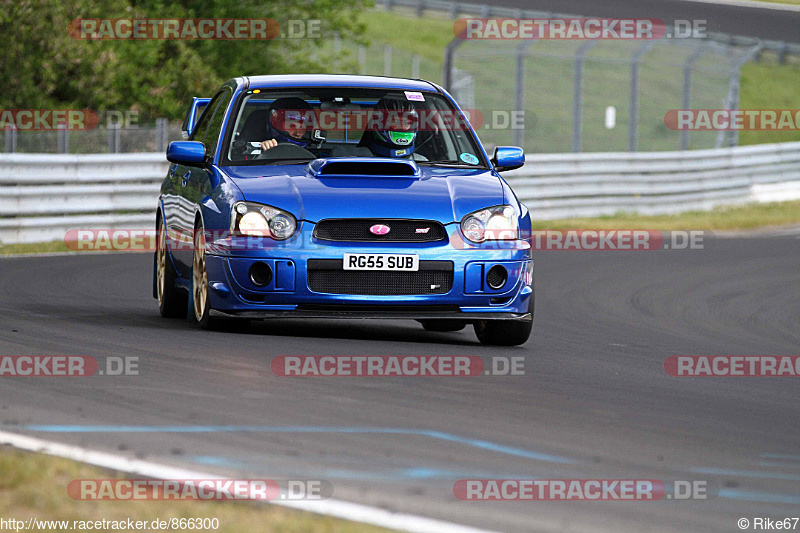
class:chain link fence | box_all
[1,119,182,154]
[331,33,768,154]
[444,36,764,154]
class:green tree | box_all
[0,0,369,120]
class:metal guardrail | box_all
[1,143,799,244]
[507,141,800,219]
[0,153,165,244]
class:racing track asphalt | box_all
[0,232,798,532]
[486,0,800,42]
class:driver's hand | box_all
[260,139,278,151]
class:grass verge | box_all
[0,447,390,533]
[0,241,72,255]
[746,0,800,5]
[529,200,800,230]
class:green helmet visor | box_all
[388,131,416,146]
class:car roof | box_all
[242,74,439,92]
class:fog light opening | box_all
[486,265,508,290]
[249,262,273,287]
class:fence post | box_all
[384,44,392,76]
[156,118,168,152]
[514,39,536,149]
[4,126,16,153]
[57,123,69,154]
[358,45,367,75]
[411,54,420,78]
[442,36,465,91]
[680,42,707,151]
[449,2,459,18]
[629,40,655,152]
[572,40,598,153]
[333,32,341,56]
[416,0,424,17]
[108,122,120,153]
[725,42,765,147]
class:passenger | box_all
[360,95,421,159]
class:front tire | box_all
[473,294,534,346]
[156,216,188,318]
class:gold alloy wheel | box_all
[193,227,208,321]
[157,220,167,306]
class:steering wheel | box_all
[255,143,316,160]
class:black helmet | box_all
[266,97,314,147]
[369,95,419,157]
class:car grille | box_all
[314,219,448,242]
[307,259,453,295]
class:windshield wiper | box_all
[262,158,316,165]
[418,160,478,167]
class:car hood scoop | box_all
[307,157,421,178]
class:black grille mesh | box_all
[486,265,508,289]
[307,260,453,295]
[314,219,448,242]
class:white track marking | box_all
[0,430,496,533]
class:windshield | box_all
[223,87,487,168]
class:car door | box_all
[170,88,232,275]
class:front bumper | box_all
[210,307,531,321]
[203,223,534,320]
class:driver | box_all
[360,95,420,159]
[260,97,314,151]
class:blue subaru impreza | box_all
[155,75,533,345]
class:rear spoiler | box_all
[181,97,212,139]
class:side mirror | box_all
[491,146,525,172]
[167,141,206,165]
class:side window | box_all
[201,89,232,157]
[191,89,228,141]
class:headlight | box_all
[461,205,518,243]
[231,202,297,240]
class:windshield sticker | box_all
[460,152,479,165]
[404,91,425,102]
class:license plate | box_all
[343,253,419,271]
